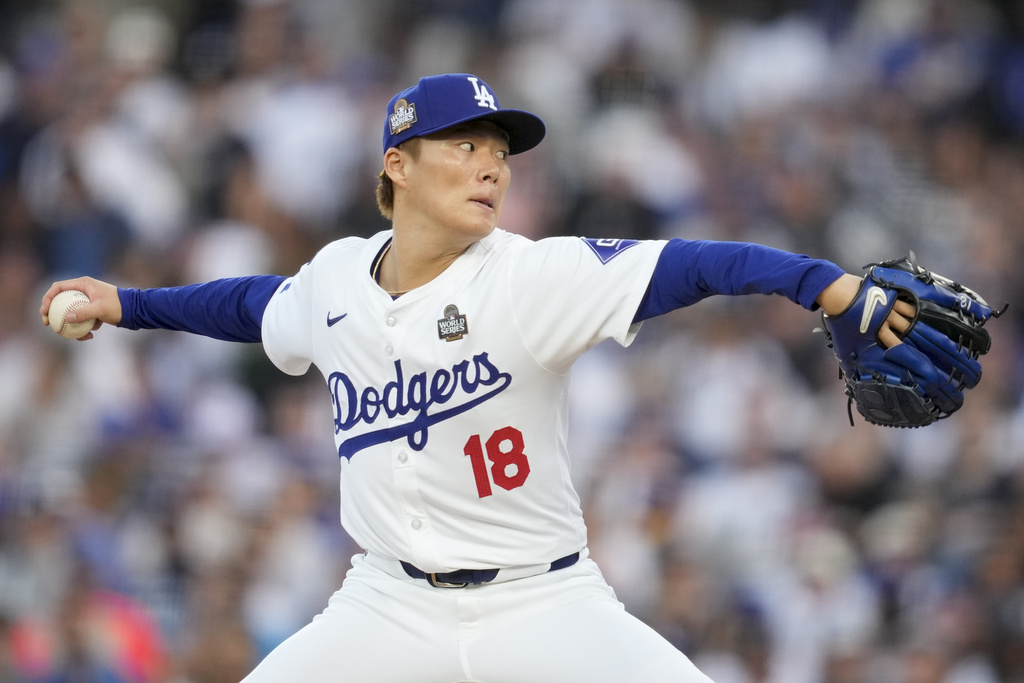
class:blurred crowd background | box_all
[1,0,1023,681]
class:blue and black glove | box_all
[820,253,1003,427]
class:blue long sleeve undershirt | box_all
[633,238,845,322]
[117,275,285,342]
[116,239,845,341]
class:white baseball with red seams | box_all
[48,289,96,339]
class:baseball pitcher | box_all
[40,74,999,683]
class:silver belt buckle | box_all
[428,573,468,588]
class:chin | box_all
[465,221,497,238]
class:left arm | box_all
[633,238,846,321]
[633,239,910,343]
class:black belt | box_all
[401,551,580,588]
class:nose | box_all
[478,150,503,184]
[480,162,500,184]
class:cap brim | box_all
[477,109,546,155]
[413,109,545,155]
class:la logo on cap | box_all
[467,77,497,110]
[389,98,417,136]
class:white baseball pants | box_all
[241,551,714,683]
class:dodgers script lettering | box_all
[327,352,512,460]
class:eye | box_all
[497,150,509,160]
[460,142,474,152]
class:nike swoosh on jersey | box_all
[327,312,348,327]
[860,287,888,334]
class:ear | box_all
[383,147,409,188]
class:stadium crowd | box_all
[1,0,1023,681]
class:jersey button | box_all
[397,452,408,464]
[386,316,397,327]
[384,344,394,356]
[411,519,423,530]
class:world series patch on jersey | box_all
[437,304,468,341]
[261,229,664,573]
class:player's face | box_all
[402,121,511,244]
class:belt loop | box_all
[549,551,580,572]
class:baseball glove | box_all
[819,253,1003,428]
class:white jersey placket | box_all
[379,298,440,570]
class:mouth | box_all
[470,197,495,211]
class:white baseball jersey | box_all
[261,228,664,573]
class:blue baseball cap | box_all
[382,73,546,155]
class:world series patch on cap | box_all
[382,74,546,155]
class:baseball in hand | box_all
[48,290,97,339]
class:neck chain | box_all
[372,241,410,297]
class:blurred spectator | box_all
[7,564,166,683]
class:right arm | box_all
[40,275,285,342]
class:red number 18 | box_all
[463,426,531,498]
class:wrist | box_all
[817,273,863,316]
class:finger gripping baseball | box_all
[821,253,1002,427]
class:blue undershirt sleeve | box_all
[634,238,846,322]
[117,275,287,343]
